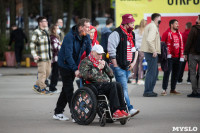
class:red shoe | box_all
[121,110,130,117]
[112,109,125,119]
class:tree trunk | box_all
[10,0,16,29]
[57,0,63,19]
[86,0,91,19]
[0,0,7,37]
[23,0,29,41]
[52,0,58,24]
[65,0,74,33]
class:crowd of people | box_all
[8,13,200,121]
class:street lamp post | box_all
[40,0,43,16]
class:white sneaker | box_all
[161,90,167,96]
[177,82,182,85]
[129,109,140,117]
[131,79,137,85]
[137,80,145,85]
[53,114,69,121]
[187,82,191,85]
[72,119,76,123]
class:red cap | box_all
[121,14,135,24]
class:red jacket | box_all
[161,28,171,43]
[166,29,184,59]
[182,29,190,49]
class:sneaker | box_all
[45,79,50,87]
[40,89,53,95]
[161,90,167,96]
[137,80,144,85]
[187,92,200,98]
[121,110,130,117]
[131,79,137,85]
[129,109,140,117]
[53,114,69,121]
[32,85,41,94]
[187,82,191,85]
[72,119,76,123]
[50,89,61,94]
[112,109,125,119]
[177,82,182,85]
[143,92,157,97]
[170,90,181,95]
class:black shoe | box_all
[45,79,50,87]
[187,92,199,98]
[127,79,132,83]
[143,92,157,97]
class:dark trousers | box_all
[144,53,158,94]
[189,54,200,94]
[49,62,59,91]
[178,57,191,82]
[54,67,75,114]
[162,58,180,91]
[14,45,23,63]
[92,82,126,113]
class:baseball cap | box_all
[91,45,105,54]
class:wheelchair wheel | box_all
[120,118,127,125]
[71,87,97,125]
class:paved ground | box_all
[0,67,199,133]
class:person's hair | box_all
[92,20,99,26]
[134,25,139,29]
[77,18,90,28]
[50,24,60,41]
[37,16,47,24]
[11,24,17,28]
[169,19,178,27]
[138,19,147,35]
[151,13,161,21]
[106,18,113,25]
[186,22,192,29]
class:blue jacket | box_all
[100,27,112,52]
[58,26,91,71]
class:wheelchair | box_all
[71,81,130,127]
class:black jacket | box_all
[114,27,135,70]
[9,28,28,46]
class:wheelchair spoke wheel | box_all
[71,87,97,125]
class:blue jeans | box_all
[144,52,158,94]
[110,64,133,111]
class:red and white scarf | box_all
[88,53,100,68]
[120,25,136,52]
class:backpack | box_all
[194,27,200,53]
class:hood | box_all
[90,25,99,46]
[101,27,111,34]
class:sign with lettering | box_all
[116,0,199,34]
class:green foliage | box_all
[0,35,9,61]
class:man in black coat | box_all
[8,24,28,68]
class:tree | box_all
[0,0,7,37]
[52,0,63,24]
[23,0,29,41]
[10,0,16,28]
[65,0,74,33]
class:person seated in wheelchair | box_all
[79,45,130,119]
